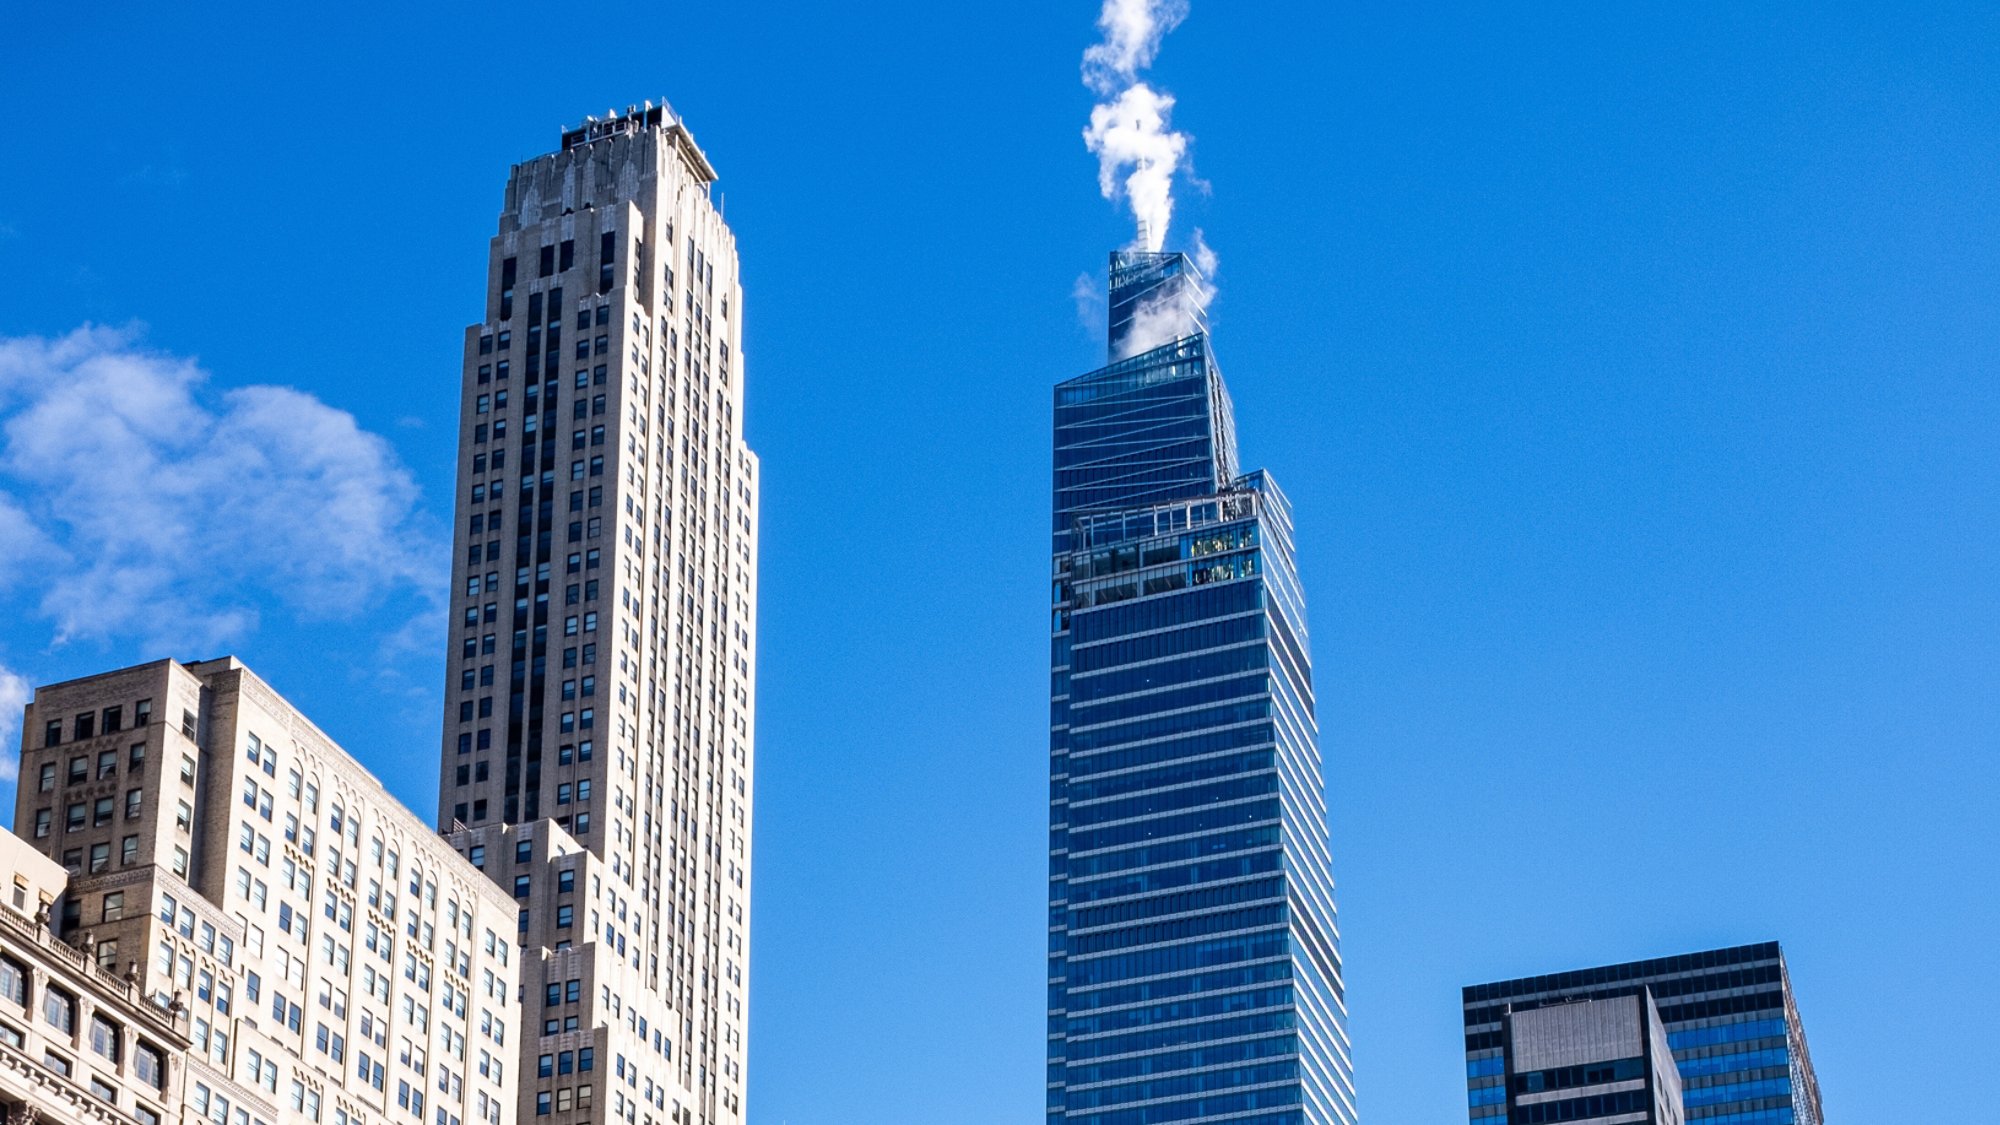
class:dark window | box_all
[43,987,75,1034]
[539,246,555,278]
[0,955,26,1005]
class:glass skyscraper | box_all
[1047,250,1358,1125]
[1463,942,1825,1125]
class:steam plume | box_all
[1082,0,1192,252]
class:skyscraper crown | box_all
[1107,249,1210,361]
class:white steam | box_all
[1082,0,1187,93]
[1082,0,1193,252]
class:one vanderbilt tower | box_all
[439,103,758,1125]
[1048,252,1357,1124]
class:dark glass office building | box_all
[1464,943,1824,1125]
[1047,250,1357,1125]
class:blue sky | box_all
[3,2,1997,1121]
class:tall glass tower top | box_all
[1047,251,1357,1125]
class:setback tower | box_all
[1047,250,1357,1125]
[438,103,759,1125]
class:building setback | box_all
[435,102,758,1125]
[1502,992,1685,1125]
[13,657,520,1125]
[1046,250,1357,1125]
[1464,943,1824,1125]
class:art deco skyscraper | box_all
[1046,251,1357,1125]
[437,103,758,1125]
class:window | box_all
[129,742,146,771]
[43,987,75,1034]
[90,1013,121,1061]
[44,719,61,747]
[0,955,25,1005]
[135,699,152,726]
[102,891,124,921]
[32,810,49,839]
[102,705,123,734]
[73,712,94,740]
[121,836,139,865]
[37,762,54,792]
[133,1042,165,1089]
[97,749,116,778]
[515,840,532,864]
[69,756,87,784]
[66,803,84,831]
[126,789,141,820]
[95,797,113,825]
[555,905,573,928]
[89,842,109,873]
[513,876,530,899]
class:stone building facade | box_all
[436,102,758,1125]
[12,657,520,1125]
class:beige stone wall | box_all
[437,107,757,1125]
[15,658,520,1125]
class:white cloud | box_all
[0,326,441,654]
[0,665,27,782]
